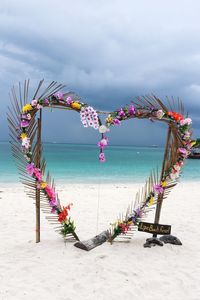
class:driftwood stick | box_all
[35,110,42,243]
[74,231,110,251]
[153,125,172,237]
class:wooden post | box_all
[36,110,42,243]
[153,125,172,237]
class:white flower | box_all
[99,125,108,133]
[31,99,38,106]
[22,137,30,149]
[156,110,164,119]
[180,118,192,126]
[80,106,99,129]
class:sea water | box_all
[0,142,199,184]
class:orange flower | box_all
[168,111,183,122]
[71,102,81,110]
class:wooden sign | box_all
[138,222,171,235]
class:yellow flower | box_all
[20,133,27,139]
[161,181,167,188]
[191,141,196,147]
[149,196,154,206]
[71,102,81,110]
[41,182,47,189]
[22,104,32,113]
[106,116,113,123]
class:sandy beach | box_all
[0,181,200,300]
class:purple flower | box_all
[153,184,164,194]
[97,137,108,149]
[26,163,35,176]
[66,97,73,105]
[118,108,126,118]
[20,120,29,128]
[54,92,64,100]
[128,105,135,115]
[21,114,28,119]
[135,208,141,217]
[178,147,188,158]
[51,207,56,213]
[99,152,106,162]
[50,199,58,207]
[44,98,49,105]
[112,118,121,125]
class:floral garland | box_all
[20,92,194,242]
[20,92,99,239]
[96,104,195,239]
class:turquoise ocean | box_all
[0,142,199,184]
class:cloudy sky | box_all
[0,0,200,146]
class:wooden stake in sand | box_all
[35,110,42,243]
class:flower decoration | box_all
[80,106,99,129]
[105,103,193,241]
[19,92,101,239]
[17,87,193,244]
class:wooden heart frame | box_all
[8,80,194,250]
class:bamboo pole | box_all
[35,110,42,243]
[153,125,172,237]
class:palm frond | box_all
[7,80,76,241]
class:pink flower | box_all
[183,131,191,139]
[173,163,181,172]
[27,114,31,120]
[36,104,42,110]
[99,152,106,162]
[31,99,38,106]
[34,168,42,181]
[45,185,56,199]
[153,184,164,194]
[118,109,126,118]
[128,105,136,115]
[178,147,188,158]
[98,137,108,149]
[26,163,35,176]
[66,97,73,105]
[44,98,49,105]
[180,118,192,126]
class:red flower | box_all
[119,222,130,233]
[58,204,72,223]
[167,111,183,122]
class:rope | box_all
[96,176,101,234]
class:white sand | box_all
[0,182,200,300]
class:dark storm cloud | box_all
[0,0,200,143]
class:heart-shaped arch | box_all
[8,80,194,249]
